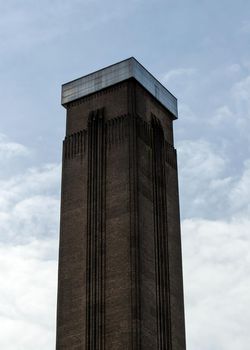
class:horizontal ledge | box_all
[61,57,178,118]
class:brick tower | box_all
[56,58,186,350]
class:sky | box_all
[0,0,250,349]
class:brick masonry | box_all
[56,79,186,349]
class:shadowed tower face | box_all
[56,58,186,350]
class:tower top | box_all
[61,57,178,118]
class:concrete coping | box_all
[61,57,178,118]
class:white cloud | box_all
[207,73,250,129]
[182,217,250,350]
[0,134,60,349]
[163,68,197,84]
[178,134,250,220]
[0,134,29,160]
[0,240,57,350]
[0,195,59,243]
[229,159,250,216]
[0,163,60,243]
[178,103,198,122]
[231,75,250,117]
[178,136,250,349]
[178,139,231,218]
[168,65,250,141]
[0,0,143,54]
[178,139,227,180]
[208,105,233,126]
[232,75,250,100]
[227,63,241,74]
[0,163,60,208]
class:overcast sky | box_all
[1,0,250,349]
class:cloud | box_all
[227,63,241,74]
[0,163,60,243]
[178,103,198,122]
[208,105,233,126]
[178,136,250,349]
[229,159,250,216]
[0,134,60,349]
[0,134,29,160]
[163,68,197,84]
[178,139,227,180]
[166,64,250,138]
[178,139,231,219]
[0,240,57,350]
[182,216,250,350]
[0,163,60,207]
[0,0,143,55]
[231,75,250,116]
[178,134,250,220]
[207,74,250,134]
